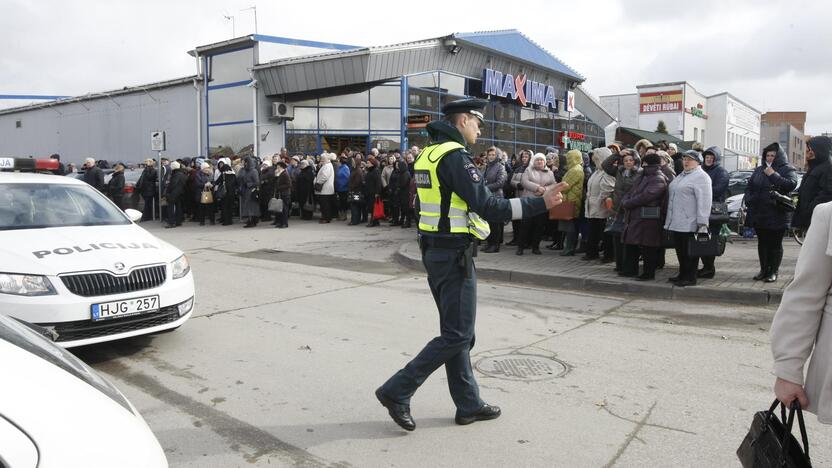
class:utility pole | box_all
[223,14,235,37]
[241,6,258,34]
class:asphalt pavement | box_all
[71,217,827,467]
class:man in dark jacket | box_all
[792,136,832,230]
[137,159,158,221]
[82,158,105,193]
[698,146,730,278]
[163,162,187,228]
[108,163,126,210]
[744,142,798,282]
[50,154,66,175]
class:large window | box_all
[207,86,251,124]
[206,47,255,157]
[285,81,403,154]
[208,123,253,157]
[208,48,253,85]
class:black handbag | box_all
[349,191,364,203]
[314,182,324,192]
[771,191,796,212]
[709,201,730,224]
[687,231,724,257]
[737,399,811,468]
[640,206,661,219]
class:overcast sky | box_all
[2,0,830,135]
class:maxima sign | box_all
[482,68,558,110]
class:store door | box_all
[320,135,367,155]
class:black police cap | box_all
[441,98,488,121]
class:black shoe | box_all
[674,279,697,287]
[580,254,599,261]
[667,276,681,283]
[617,271,636,278]
[696,268,715,279]
[635,273,655,281]
[401,223,411,228]
[764,272,778,283]
[599,257,614,264]
[531,248,542,255]
[516,248,524,256]
[506,239,518,246]
[455,404,501,425]
[482,245,497,253]
[164,224,175,229]
[375,388,415,431]
[753,270,767,281]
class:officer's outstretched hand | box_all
[543,182,569,209]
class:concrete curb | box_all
[394,242,781,306]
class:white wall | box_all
[705,94,728,150]
[255,89,287,157]
[0,83,198,165]
[599,94,638,128]
[682,83,708,142]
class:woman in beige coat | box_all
[517,153,556,255]
[771,201,832,423]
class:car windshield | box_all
[0,183,130,231]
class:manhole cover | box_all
[474,353,568,381]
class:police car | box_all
[0,312,167,467]
[0,158,194,347]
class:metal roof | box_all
[253,31,583,97]
[453,30,584,82]
[0,76,199,116]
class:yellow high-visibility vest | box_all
[414,142,490,240]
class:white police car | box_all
[0,165,194,348]
[0,312,167,467]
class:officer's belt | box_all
[418,235,471,249]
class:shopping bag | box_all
[737,399,811,468]
[372,196,385,220]
[268,197,283,213]
[688,232,723,257]
[548,201,575,220]
[200,190,214,204]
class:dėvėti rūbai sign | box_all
[482,68,558,111]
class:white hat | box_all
[200,162,210,169]
[668,143,678,151]
[170,161,181,170]
[84,157,95,166]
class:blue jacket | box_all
[744,142,798,230]
[702,146,730,202]
[335,163,351,192]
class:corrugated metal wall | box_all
[0,83,198,165]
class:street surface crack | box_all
[600,404,696,435]
[602,400,657,468]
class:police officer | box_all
[375,98,568,431]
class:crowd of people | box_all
[71,135,832,288]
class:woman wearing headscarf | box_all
[271,161,292,228]
[582,147,615,261]
[393,160,412,227]
[314,153,336,223]
[664,150,712,287]
[194,162,215,225]
[238,156,261,228]
[558,149,586,256]
[215,158,237,226]
[481,147,507,252]
[364,156,383,227]
[620,153,668,280]
[506,150,531,247]
[297,160,315,220]
[348,156,366,225]
[744,142,798,282]
[604,149,641,270]
[792,136,832,232]
[516,153,556,255]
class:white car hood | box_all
[1,224,181,276]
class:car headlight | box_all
[171,254,190,279]
[0,273,57,296]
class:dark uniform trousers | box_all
[380,236,483,416]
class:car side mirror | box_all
[124,209,143,223]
